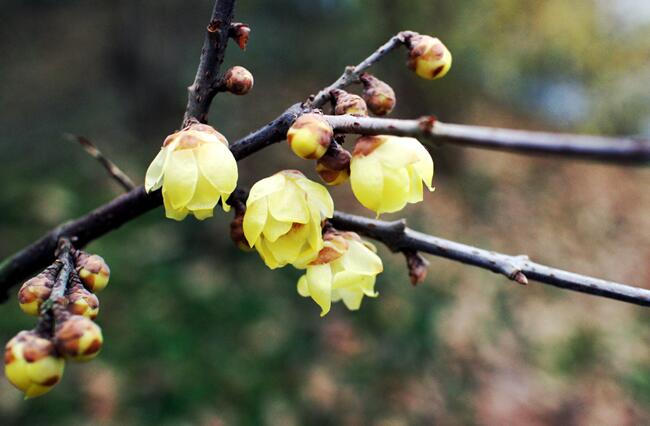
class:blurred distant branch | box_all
[65,134,136,191]
[330,212,650,307]
[325,115,650,165]
[182,0,237,126]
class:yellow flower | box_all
[145,123,238,220]
[4,331,65,399]
[55,316,103,362]
[243,170,334,269]
[407,35,452,80]
[350,135,434,215]
[297,232,383,316]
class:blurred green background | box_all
[1,0,650,424]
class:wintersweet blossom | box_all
[145,123,238,220]
[243,170,334,269]
[297,231,383,316]
[350,135,434,215]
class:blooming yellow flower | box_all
[243,170,334,269]
[4,331,65,399]
[145,123,238,220]
[297,232,383,316]
[407,35,452,80]
[350,135,433,215]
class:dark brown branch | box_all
[324,115,650,165]
[66,134,136,191]
[329,211,650,307]
[309,31,415,109]
[182,0,237,126]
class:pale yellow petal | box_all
[162,149,198,209]
[339,240,383,275]
[338,288,365,311]
[192,208,214,220]
[187,173,220,211]
[268,226,307,265]
[163,188,189,221]
[243,199,268,246]
[268,184,309,224]
[297,275,310,297]
[409,141,434,191]
[247,173,285,205]
[255,238,281,269]
[407,167,425,203]
[196,142,238,193]
[373,137,419,168]
[294,178,334,218]
[306,264,333,316]
[350,156,384,212]
[262,214,293,242]
[144,147,169,192]
[378,166,410,214]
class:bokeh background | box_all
[1,0,650,424]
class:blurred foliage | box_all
[1,0,650,424]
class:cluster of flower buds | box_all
[5,249,109,398]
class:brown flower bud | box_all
[75,252,110,293]
[316,142,351,186]
[286,113,333,160]
[224,66,254,95]
[332,90,368,116]
[55,316,103,362]
[17,269,56,316]
[406,35,452,80]
[230,209,252,251]
[404,251,429,285]
[360,73,396,116]
[229,23,251,50]
[67,282,100,320]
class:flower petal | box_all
[268,183,309,223]
[379,166,410,214]
[196,142,238,193]
[144,147,170,192]
[350,156,384,213]
[247,173,285,205]
[294,178,334,218]
[297,275,310,297]
[243,198,268,246]
[162,149,199,210]
[263,214,293,242]
[306,264,333,316]
[187,173,220,211]
[163,188,190,221]
[339,240,383,275]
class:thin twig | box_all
[324,115,650,165]
[182,0,237,126]
[329,211,650,307]
[308,31,415,109]
[65,134,136,191]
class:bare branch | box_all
[324,115,650,165]
[329,211,650,307]
[309,31,415,109]
[182,0,237,126]
[66,134,136,191]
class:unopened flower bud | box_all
[224,66,254,95]
[360,73,396,116]
[332,90,368,116]
[229,22,251,50]
[55,316,103,362]
[4,331,65,398]
[406,35,452,80]
[316,142,351,186]
[286,113,333,160]
[17,269,56,316]
[76,252,110,293]
[67,282,100,319]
